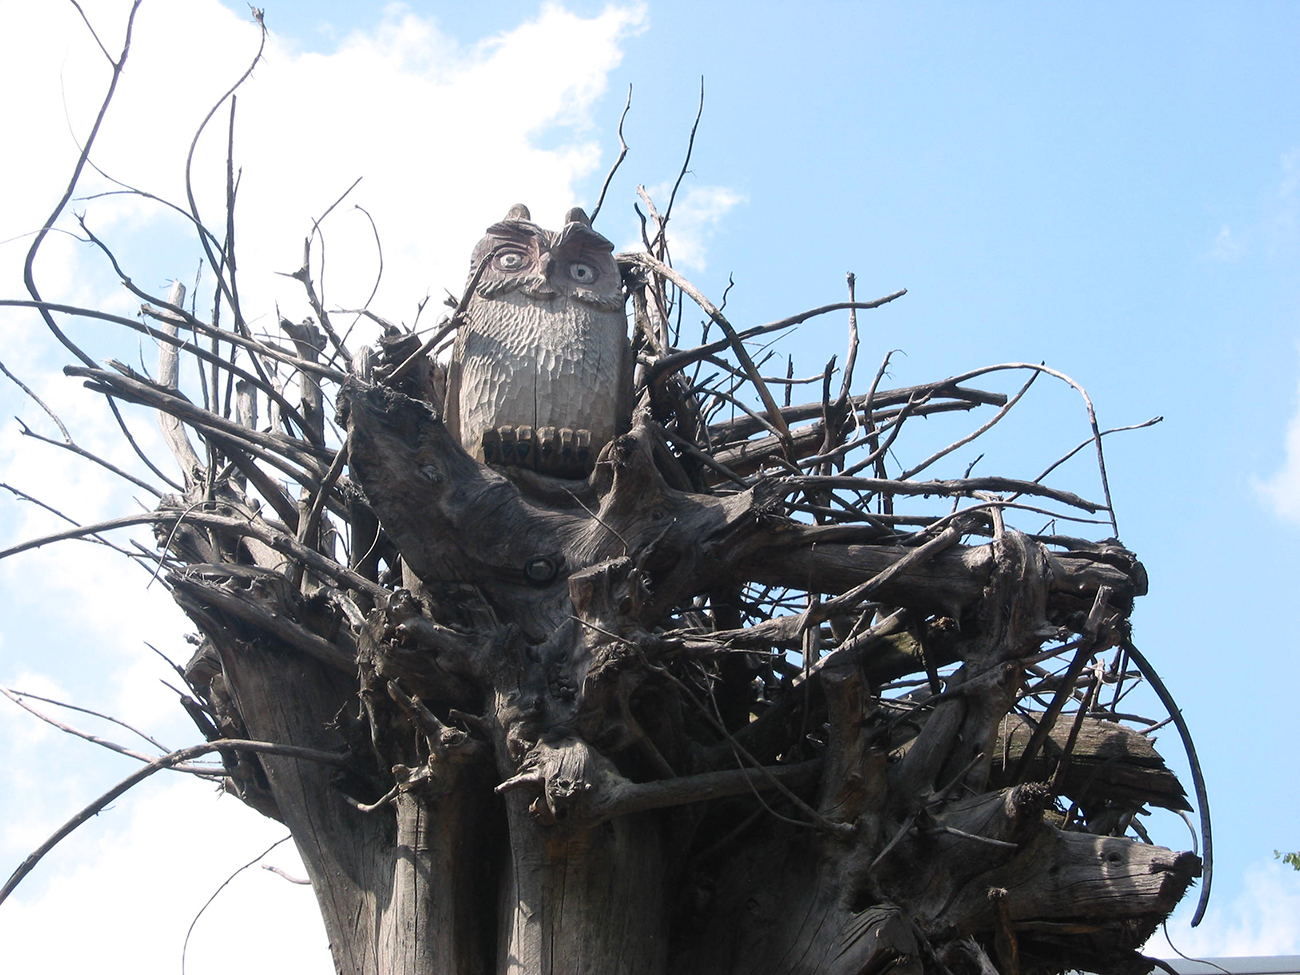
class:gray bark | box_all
[85,268,1196,975]
[155,377,1196,975]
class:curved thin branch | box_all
[1121,639,1212,927]
[589,84,632,225]
[0,358,71,441]
[791,474,1105,514]
[24,1,143,368]
[0,738,347,908]
[182,15,267,339]
[0,687,216,776]
[1022,417,1164,493]
[889,361,1120,534]
[182,835,294,975]
[654,78,705,252]
[622,251,792,445]
[289,176,363,369]
[12,417,163,497]
[895,370,1039,481]
[642,293,908,386]
[328,202,385,363]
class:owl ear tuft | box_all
[505,203,531,221]
[564,207,591,227]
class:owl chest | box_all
[463,307,601,369]
[454,295,624,433]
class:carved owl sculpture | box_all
[445,204,632,479]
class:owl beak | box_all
[524,251,559,299]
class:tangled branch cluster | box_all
[1,7,1206,975]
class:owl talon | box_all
[498,426,517,463]
[537,427,558,468]
[516,426,534,466]
[574,429,591,470]
[558,428,575,468]
[525,427,592,478]
[479,424,596,476]
[480,423,595,478]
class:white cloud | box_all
[1270,147,1300,246]
[0,778,333,974]
[0,2,646,969]
[1204,147,1300,263]
[633,182,745,271]
[1208,224,1242,262]
[1254,378,1300,523]
[0,674,70,755]
[1150,860,1300,959]
[0,0,648,343]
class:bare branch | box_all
[0,686,216,775]
[652,77,705,254]
[24,0,144,368]
[182,836,294,975]
[642,292,908,387]
[589,85,632,225]
[182,14,267,338]
[0,738,347,908]
[623,251,792,446]
[0,357,72,442]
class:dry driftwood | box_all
[0,9,1204,974]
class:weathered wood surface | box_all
[27,228,1195,975]
[5,29,1202,971]
[128,373,1203,975]
[989,711,1190,813]
[303,381,1196,974]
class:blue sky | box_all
[1,1,1298,969]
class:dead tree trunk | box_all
[1,240,1203,975]
[0,233,1205,975]
[317,377,1195,975]
[0,31,1202,959]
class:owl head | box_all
[468,204,623,310]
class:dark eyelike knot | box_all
[523,556,560,587]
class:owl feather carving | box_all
[446,204,632,479]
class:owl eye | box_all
[496,251,527,271]
[568,261,597,284]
